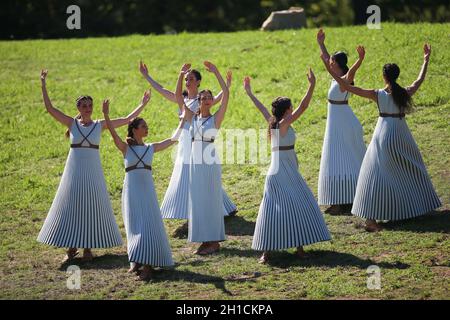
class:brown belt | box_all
[70,143,99,149]
[192,137,215,143]
[379,113,405,119]
[328,99,348,105]
[272,145,294,151]
[125,165,152,173]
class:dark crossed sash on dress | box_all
[125,145,152,172]
[191,115,215,143]
[70,119,99,149]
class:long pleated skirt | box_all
[252,150,331,251]
[37,148,123,248]
[318,104,366,205]
[122,170,173,266]
[352,117,442,220]
[188,141,226,243]
[161,127,237,219]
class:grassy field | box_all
[0,23,449,300]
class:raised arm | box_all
[317,29,331,66]
[406,44,431,97]
[345,45,365,84]
[279,68,316,131]
[152,117,186,152]
[175,65,195,123]
[101,90,150,130]
[212,70,232,105]
[40,70,73,127]
[102,99,128,156]
[243,76,271,122]
[139,60,177,103]
[321,54,377,102]
[204,62,228,129]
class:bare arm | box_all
[279,69,316,132]
[40,70,73,127]
[102,99,128,156]
[100,90,150,130]
[321,54,377,102]
[345,46,365,84]
[243,76,271,122]
[152,118,186,152]
[139,60,177,103]
[212,70,232,106]
[204,62,228,129]
[175,67,195,123]
[317,29,331,66]
[407,44,431,97]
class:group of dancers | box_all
[37,29,442,280]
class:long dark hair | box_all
[268,97,292,138]
[126,117,144,145]
[383,63,412,113]
[65,96,93,138]
[182,69,202,97]
[332,51,349,75]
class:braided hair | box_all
[126,117,144,145]
[268,97,292,138]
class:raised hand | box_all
[102,99,110,115]
[139,60,149,76]
[40,69,48,82]
[423,43,431,62]
[317,28,325,44]
[226,70,232,87]
[307,68,316,86]
[180,63,191,75]
[356,45,365,60]
[141,90,151,106]
[204,61,218,73]
[243,76,252,95]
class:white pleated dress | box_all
[161,97,237,219]
[318,79,366,205]
[188,115,226,243]
[38,119,123,248]
[252,126,331,251]
[122,144,173,266]
[352,89,442,220]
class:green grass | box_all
[0,23,449,300]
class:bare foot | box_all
[258,252,269,264]
[194,242,209,255]
[82,249,94,262]
[138,265,153,281]
[62,248,79,263]
[365,220,383,232]
[128,263,142,273]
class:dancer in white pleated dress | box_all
[244,70,331,264]
[139,62,237,225]
[37,70,149,263]
[316,29,367,214]
[322,44,442,232]
[102,99,184,281]
[174,61,230,255]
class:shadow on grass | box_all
[149,269,233,296]
[225,215,255,236]
[58,253,129,271]
[265,250,410,270]
[382,210,450,233]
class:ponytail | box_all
[383,63,413,113]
